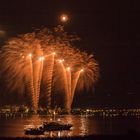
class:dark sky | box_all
[0,0,140,108]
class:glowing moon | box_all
[60,14,68,22]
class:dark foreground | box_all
[0,135,140,140]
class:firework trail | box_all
[58,59,70,111]
[28,53,36,109]
[43,53,55,108]
[66,67,71,103]
[36,57,44,109]
[32,41,43,110]
[70,70,82,107]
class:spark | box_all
[39,56,45,61]
[66,67,71,71]
[80,69,84,72]
[52,52,56,55]
[28,53,32,57]
[58,59,64,63]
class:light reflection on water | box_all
[0,115,140,137]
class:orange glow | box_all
[28,53,32,57]
[39,56,45,61]
[60,14,68,22]
[80,69,84,72]
[58,59,64,63]
[52,52,56,55]
[0,26,99,111]
[66,67,71,71]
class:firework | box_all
[0,26,99,112]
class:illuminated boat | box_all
[42,121,72,131]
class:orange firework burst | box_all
[0,26,99,111]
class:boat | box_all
[24,126,44,135]
[24,121,72,135]
[42,121,72,131]
[42,109,72,131]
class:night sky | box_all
[0,0,140,108]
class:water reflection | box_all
[45,130,71,138]
[25,115,101,137]
[0,115,140,137]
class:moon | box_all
[60,14,68,22]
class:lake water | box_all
[0,115,140,138]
